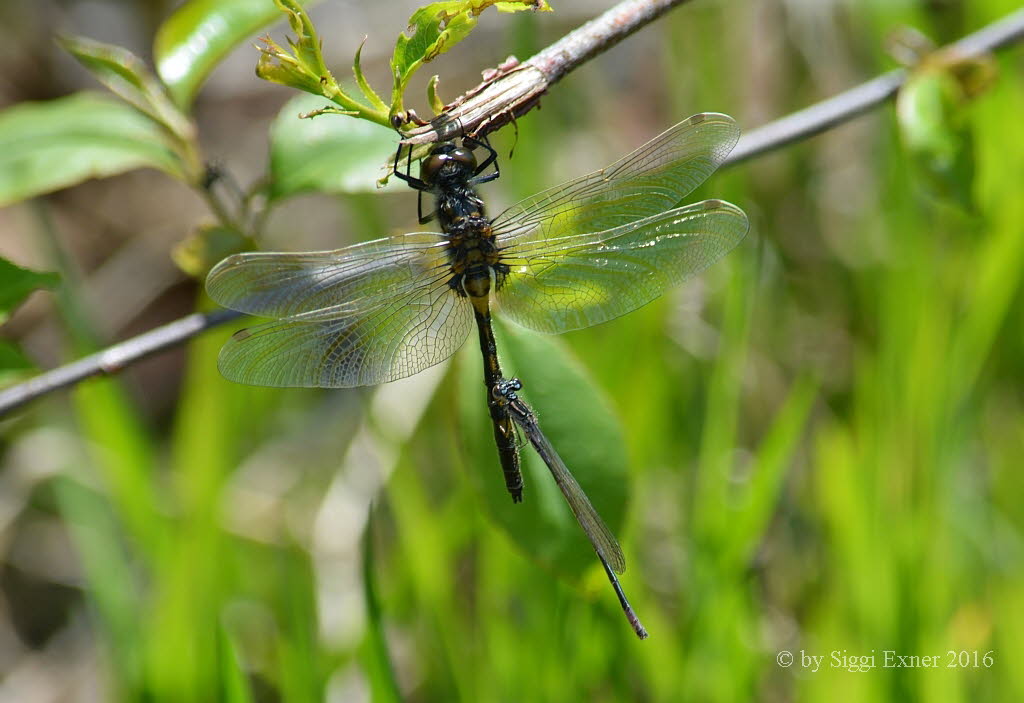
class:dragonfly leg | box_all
[391,141,430,191]
[391,141,438,224]
[465,133,500,185]
[417,191,437,225]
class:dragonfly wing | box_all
[217,277,472,387]
[495,200,748,334]
[490,113,739,245]
[206,232,450,319]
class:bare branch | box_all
[728,7,1024,165]
[0,310,240,416]
[2,6,1024,419]
[401,0,693,144]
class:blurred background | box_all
[1,0,1023,700]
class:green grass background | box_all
[3,0,1024,700]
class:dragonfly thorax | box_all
[444,215,506,299]
[423,141,506,300]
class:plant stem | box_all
[402,0,694,144]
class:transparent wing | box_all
[206,232,450,319]
[511,403,626,574]
[490,113,739,246]
[217,276,472,388]
[495,200,748,334]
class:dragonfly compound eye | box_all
[448,146,477,171]
[421,144,477,185]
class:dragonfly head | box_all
[491,378,523,406]
[421,142,478,187]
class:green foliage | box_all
[268,93,397,199]
[155,0,305,108]
[0,93,187,205]
[0,341,34,382]
[256,0,389,125]
[256,0,549,127]
[0,255,56,385]
[172,225,257,279]
[0,257,59,325]
[896,45,997,209]
[58,35,195,145]
[3,1,1024,702]
[389,0,551,119]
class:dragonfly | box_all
[490,376,650,638]
[206,113,748,638]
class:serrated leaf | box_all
[426,74,444,114]
[254,0,387,125]
[58,35,194,142]
[256,35,327,96]
[155,0,303,109]
[0,92,187,206]
[353,37,388,112]
[269,93,397,199]
[458,317,630,582]
[389,0,551,117]
[0,256,59,324]
[276,0,328,78]
[255,0,331,93]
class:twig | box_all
[401,0,693,144]
[727,7,1024,165]
[725,70,905,165]
[0,310,240,416]
[2,7,1024,419]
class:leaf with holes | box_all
[389,0,551,118]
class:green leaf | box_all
[256,0,334,99]
[0,340,33,370]
[0,256,59,325]
[360,514,403,703]
[897,71,972,208]
[721,374,818,570]
[457,317,630,583]
[255,0,387,125]
[268,93,397,199]
[0,92,187,206]
[426,74,445,114]
[389,0,551,118]
[353,37,388,113]
[0,339,35,386]
[51,476,145,686]
[218,627,255,703]
[58,36,194,143]
[172,224,256,278]
[155,0,302,109]
[896,55,995,211]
